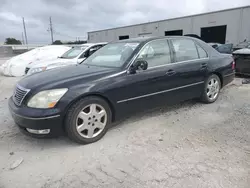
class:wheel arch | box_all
[64,93,116,124]
[211,72,223,87]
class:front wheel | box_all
[65,96,112,144]
[201,74,221,103]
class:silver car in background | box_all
[26,42,107,75]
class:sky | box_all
[0,0,249,44]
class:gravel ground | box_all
[0,58,250,188]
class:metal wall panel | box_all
[88,6,250,45]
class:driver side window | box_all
[79,51,87,59]
[136,39,171,68]
[79,45,103,59]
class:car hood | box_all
[19,64,118,90]
[28,58,76,69]
[46,62,76,70]
[2,45,70,77]
[233,48,250,55]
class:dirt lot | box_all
[0,58,250,188]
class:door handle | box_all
[166,69,176,76]
[200,63,207,70]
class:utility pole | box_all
[21,32,25,44]
[22,17,28,45]
[49,17,54,44]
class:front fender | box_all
[57,87,117,120]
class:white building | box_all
[88,6,250,45]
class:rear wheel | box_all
[65,96,112,144]
[201,74,221,103]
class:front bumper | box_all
[8,97,64,137]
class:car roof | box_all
[81,42,107,46]
[113,36,204,44]
[70,42,107,48]
[115,36,221,59]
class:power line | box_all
[22,17,28,45]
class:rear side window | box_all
[171,39,199,62]
[196,45,208,58]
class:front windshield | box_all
[60,47,87,59]
[83,42,139,68]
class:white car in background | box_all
[0,45,71,77]
[26,43,107,75]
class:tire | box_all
[65,96,112,144]
[201,74,221,103]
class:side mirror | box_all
[129,60,148,74]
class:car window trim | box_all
[195,42,200,59]
[127,47,209,72]
[78,50,87,59]
[147,57,209,70]
[170,38,207,63]
[78,45,97,59]
[146,39,209,68]
[126,38,209,73]
[80,45,99,58]
[126,38,173,71]
[129,57,209,73]
[194,41,208,58]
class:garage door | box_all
[165,30,183,36]
[201,25,227,44]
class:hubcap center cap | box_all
[211,86,216,92]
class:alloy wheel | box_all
[206,78,220,100]
[76,104,107,138]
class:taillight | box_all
[232,60,235,70]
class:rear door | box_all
[165,38,209,101]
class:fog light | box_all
[26,128,50,134]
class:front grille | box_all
[25,67,30,74]
[13,85,30,106]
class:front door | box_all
[114,39,176,114]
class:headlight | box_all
[27,67,47,75]
[27,88,68,108]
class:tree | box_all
[65,40,87,45]
[52,40,63,45]
[4,38,22,45]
